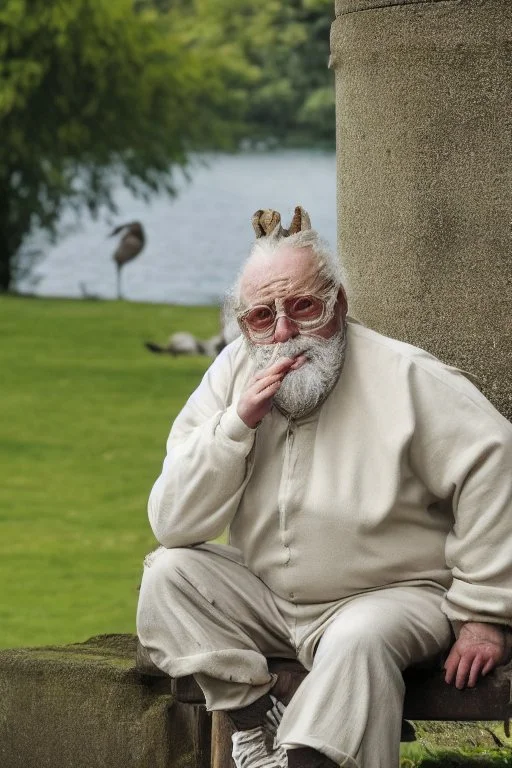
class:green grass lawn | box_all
[0,294,220,649]
[400,743,512,767]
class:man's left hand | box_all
[444,621,509,689]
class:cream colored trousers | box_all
[136,543,452,768]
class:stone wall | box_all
[0,634,204,768]
[331,0,512,419]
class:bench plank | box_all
[171,659,512,722]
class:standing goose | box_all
[109,221,145,299]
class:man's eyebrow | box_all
[255,277,291,294]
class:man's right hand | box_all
[237,355,306,428]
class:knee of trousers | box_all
[137,547,204,630]
[316,622,405,669]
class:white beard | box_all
[245,328,347,420]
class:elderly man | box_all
[137,207,512,768]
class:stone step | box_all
[0,634,207,768]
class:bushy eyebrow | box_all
[247,276,328,303]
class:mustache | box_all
[251,335,331,368]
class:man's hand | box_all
[237,355,306,429]
[444,621,509,689]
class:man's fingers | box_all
[250,380,282,407]
[239,350,307,428]
[467,656,485,688]
[444,648,479,689]
[254,356,299,379]
[289,354,307,370]
[445,626,508,689]
[444,650,460,685]
[455,655,474,689]
[482,657,496,676]
[252,372,284,395]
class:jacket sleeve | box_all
[408,360,512,627]
[148,342,257,548]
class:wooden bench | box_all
[136,649,512,768]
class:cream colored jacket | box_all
[148,322,512,625]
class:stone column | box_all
[331,0,512,419]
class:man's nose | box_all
[274,315,299,342]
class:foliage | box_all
[400,748,512,767]
[0,0,335,292]
[400,727,512,767]
[0,0,246,291]
[0,295,218,648]
[185,0,336,147]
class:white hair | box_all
[225,228,345,324]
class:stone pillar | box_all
[331,0,512,419]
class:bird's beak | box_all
[109,224,128,237]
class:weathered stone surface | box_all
[331,0,512,419]
[0,634,201,768]
[414,720,512,751]
[335,0,448,15]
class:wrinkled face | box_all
[239,246,343,343]
[240,245,348,419]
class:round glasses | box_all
[238,292,338,342]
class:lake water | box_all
[16,150,337,306]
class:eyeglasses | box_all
[237,292,338,342]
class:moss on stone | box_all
[401,720,512,766]
[413,721,512,750]
[0,634,198,768]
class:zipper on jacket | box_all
[278,418,295,564]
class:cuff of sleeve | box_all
[219,404,257,443]
[442,594,512,632]
[450,618,512,633]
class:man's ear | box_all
[337,286,348,323]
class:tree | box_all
[246,0,335,146]
[0,0,336,291]
[188,0,335,147]
[0,0,246,291]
